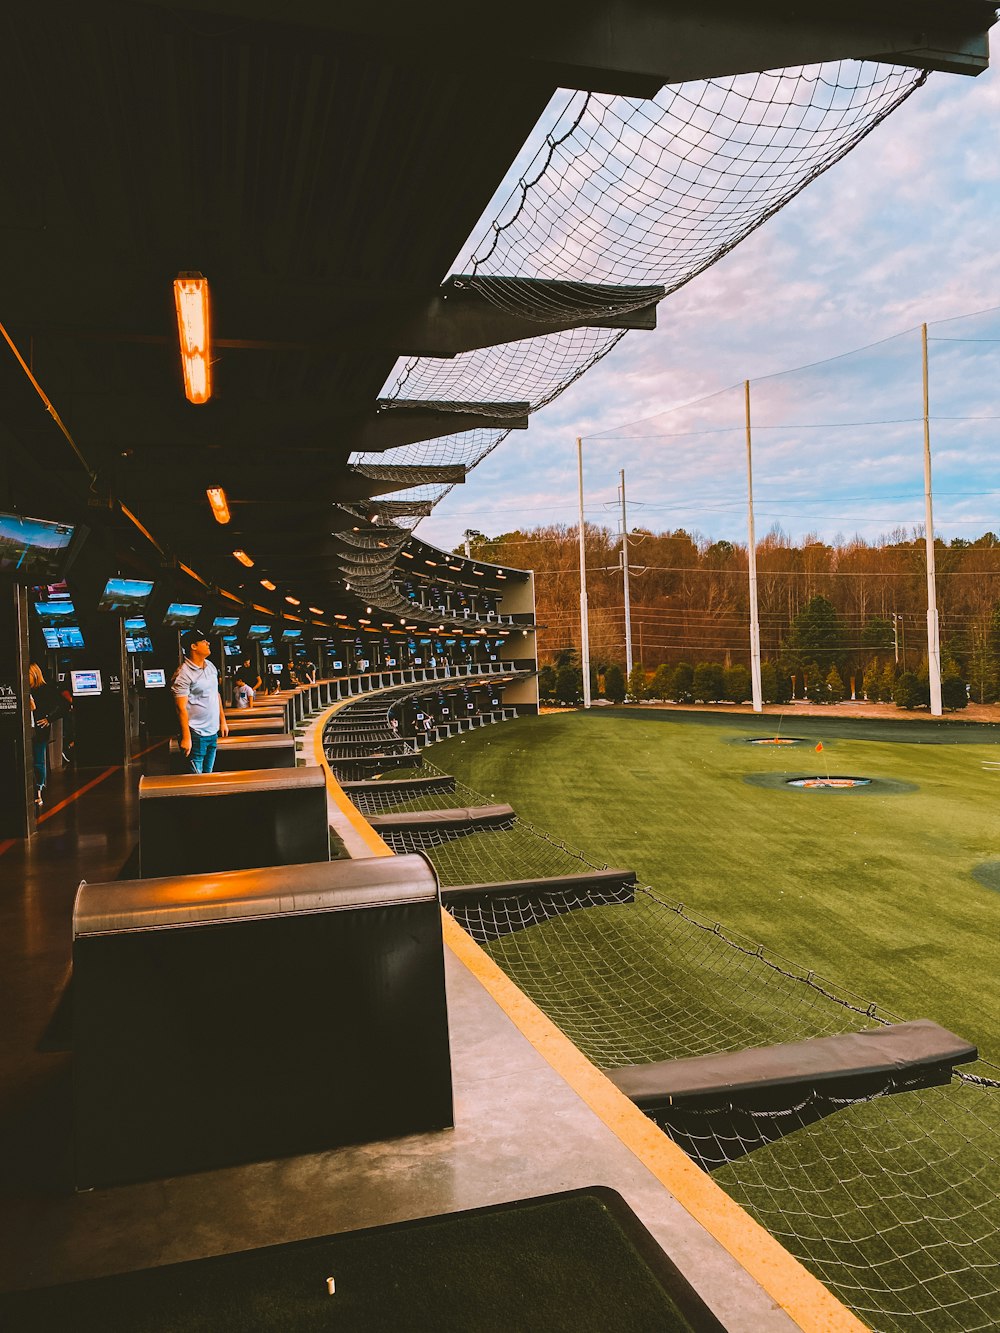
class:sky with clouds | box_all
[413,52,1000,554]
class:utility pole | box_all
[892,613,900,665]
[620,469,633,676]
[577,439,592,709]
[922,323,942,716]
[745,381,763,713]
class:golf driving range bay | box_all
[434,707,1000,1055]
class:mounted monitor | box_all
[0,512,78,583]
[280,629,302,640]
[143,668,167,689]
[34,599,77,624]
[43,626,85,649]
[71,669,102,696]
[124,616,148,631]
[126,634,154,654]
[163,602,203,628]
[212,616,240,629]
[269,663,283,675]
[246,624,271,640]
[98,577,154,613]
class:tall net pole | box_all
[745,382,763,713]
[577,438,592,709]
[620,469,633,676]
[922,324,943,717]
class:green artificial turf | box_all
[433,709,1000,1054]
[428,709,1000,1331]
[0,1191,713,1333]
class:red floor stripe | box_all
[37,766,121,824]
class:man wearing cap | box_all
[172,629,229,773]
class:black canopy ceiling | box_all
[0,0,994,619]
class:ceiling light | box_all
[308,606,324,615]
[285,596,300,606]
[174,272,211,404]
[206,486,230,524]
[260,578,276,591]
[425,559,437,567]
[233,549,254,567]
[334,614,347,620]
[401,551,413,559]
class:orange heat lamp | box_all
[233,549,254,568]
[206,486,230,524]
[308,606,324,615]
[174,272,211,404]
[260,579,276,591]
[285,595,300,606]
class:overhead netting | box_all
[352,61,926,515]
[377,753,1000,1331]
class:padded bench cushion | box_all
[368,804,515,833]
[604,1020,978,1108]
[140,767,324,799]
[443,869,636,904]
[75,854,440,935]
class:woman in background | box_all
[29,663,64,808]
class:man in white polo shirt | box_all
[172,629,229,773]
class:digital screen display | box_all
[331,660,343,670]
[143,668,167,688]
[261,646,277,658]
[416,712,424,720]
[163,602,203,627]
[270,663,283,676]
[224,644,241,657]
[413,657,422,664]
[71,669,102,696]
[386,657,396,666]
[212,616,240,629]
[98,577,154,612]
[281,629,301,640]
[441,707,450,716]
[126,634,154,654]
[42,626,85,649]
[247,624,271,640]
[124,616,147,631]
[0,513,75,580]
[35,599,77,623]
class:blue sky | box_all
[415,56,1000,553]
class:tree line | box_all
[466,524,1000,707]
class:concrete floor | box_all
[0,739,798,1331]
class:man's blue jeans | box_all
[187,730,218,774]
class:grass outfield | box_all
[433,708,1000,1059]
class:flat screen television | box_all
[261,646,277,659]
[70,669,102,696]
[126,634,154,654]
[124,616,147,631]
[143,668,167,689]
[331,660,343,670]
[386,657,396,666]
[223,644,241,657]
[163,602,203,627]
[98,577,154,612]
[280,629,302,640]
[0,513,77,582]
[42,626,85,649]
[269,663,283,676]
[35,599,77,624]
[247,624,271,640]
[212,616,240,629]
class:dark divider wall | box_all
[0,585,34,837]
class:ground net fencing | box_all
[375,755,1000,1331]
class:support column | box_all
[0,586,35,837]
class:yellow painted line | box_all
[312,697,394,858]
[441,910,868,1333]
